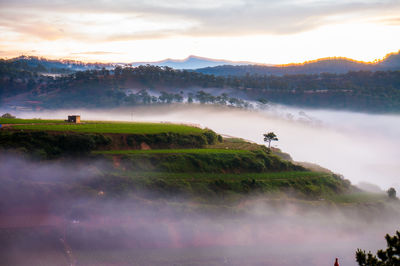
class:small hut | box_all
[67,115,81,123]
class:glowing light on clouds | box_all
[0,0,399,63]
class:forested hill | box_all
[2,50,399,77]
[0,56,114,75]
[195,51,400,76]
[1,64,400,112]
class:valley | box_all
[1,116,398,265]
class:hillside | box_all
[2,50,399,78]
[2,52,400,112]
[0,117,351,200]
[1,117,395,266]
[195,50,400,76]
[2,63,400,113]
[6,51,400,74]
[1,56,114,74]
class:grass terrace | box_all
[8,121,205,134]
[94,148,250,155]
[328,191,387,204]
[129,170,328,181]
[0,118,65,124]
[93,170,348,200]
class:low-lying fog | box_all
[9,104,400,191]
[1,155,399,266]
[2,105,400,266]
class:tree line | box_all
[1,64,399,112]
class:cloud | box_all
[70,51,120,55]
[379,17,400,25]
[0,0,400,42]
[0,11,66,40]
[1,151,399,266]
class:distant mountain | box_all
[131,55,253,69]
[195,51,400,76]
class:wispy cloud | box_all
[379,17,400,25]
[0,0,399,63]
[1,0,400,42]
[70,51,120,55]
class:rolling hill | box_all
[2,51,400,113]
[2,55,115,74]
[0,117,351,200]
[195,50,400,76]
[3,50,400,75]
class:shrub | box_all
[209,179,231,192]
[241,179,262,193]
[203,129,219,144]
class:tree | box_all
[257,98,269,105]
[387,187,397,199]
[356,231,400,265]
[187,92,193,103]
[263,132,278,148]
[1,113,16,119]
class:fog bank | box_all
[1,154,399,266]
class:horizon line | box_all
[3,49,399,67]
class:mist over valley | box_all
[2,1,400,263]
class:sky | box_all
[0,0,400,64]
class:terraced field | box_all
[94,148,250,155]
[0,117,352,199]
[208,138,261,151]
[133,171,327,180]
[3,118,205,134]
[0,118,65,124]
[96,170,348,199]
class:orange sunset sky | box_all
[0,0,400,64]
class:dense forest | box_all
[1,60,400,112]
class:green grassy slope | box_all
[105,151,302,173]
[94,148,250,155]
[0,119,221,157]
[87,170,350,201]
[0,118,65,124]
[0,118,354,200]
[10,121,204,134]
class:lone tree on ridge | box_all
[263,132,278,148]
[387,187,397,199]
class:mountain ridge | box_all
[2,50,400,75]
[130,55,255,69]
[195,51,400,76]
